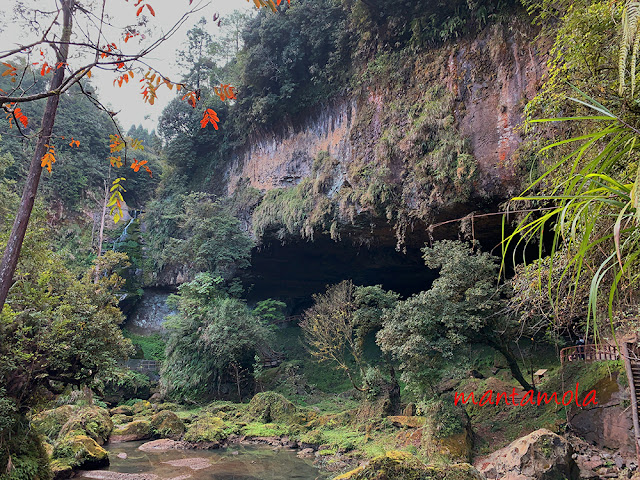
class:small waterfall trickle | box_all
[112,209,140,251]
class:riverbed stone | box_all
[132,400,153,415]
[184,414,231,442]
[52,434,109,470]
[139,439,191,451]
[150,410,185,439]
[110,405,134,416]
[474,428,579,480]
[245,392,301,424]
[58,406,113,445]
[332,451,484,479]
[111,420,152,442]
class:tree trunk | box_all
[93,179,109,282]
[0,0,73,310]
[487,338,536,392]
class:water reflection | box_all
[76,441,329,480]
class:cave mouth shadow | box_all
[241,226,438,313]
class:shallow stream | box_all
[75,441,330,480]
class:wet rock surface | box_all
[474,428,578,480]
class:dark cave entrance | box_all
[241,210,509,313]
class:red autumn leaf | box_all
[200,108,220,129]
[130,158,148,172]
[146,4,155,16]
[136,5,144,15]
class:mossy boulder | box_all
[333,451,484,480]
[132,400,153,415]
[32,405,75,441]
[184,414,233,442]
[110,419,152,442]
[52,434,109,470]
[58,406,113,445]
[150,410,185,439]
[109,405,134,416]
[475,428,578,480]
[111,413,133,425]
[245,392,301,424]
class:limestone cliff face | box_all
[225,20,545,221]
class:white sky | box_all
[0,0,254,132]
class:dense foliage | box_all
[143,192,254,285]
[377,240,532,394]
[162,273,274,401]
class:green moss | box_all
[184,414,237,442]
[32,405,75,442]
[150,410,185,438]
[241,422,289,437]
[112,419,151,440]
[132,400,153,415]
[110,405,134,416]
[333,451,484,480]
[52,435,109,470]
[57,406,113,445]
[110,413,132,425]
[245,392,300,424]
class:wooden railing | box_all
[560,344,619,364]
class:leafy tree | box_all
[144,192,254,282]
[377,240,534,394]
[0,0,281,312]
[0,212,133,477]
[253,298,287,323]
[177,17,215,90]
[301,281,399,392]
[162,273,274,401]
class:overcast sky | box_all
[0,0,253,132]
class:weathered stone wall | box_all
[225,20,545,204]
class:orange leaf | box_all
[146,4,155,16]
[200,108,220,129]
[136,5,144,15]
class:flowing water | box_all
[75,441,330,480]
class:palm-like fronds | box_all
[503,89,640,339]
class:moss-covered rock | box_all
[109,405,134,416]
[132,400,153,415]
[111,413,133,425]
[110,419,152,442]
[245,392,301,424]
[387,416,427,428]
[32,405,75,442]
[150,410,185,439]
[52,434,109,470]
[184,414,233,442]
[333,451,484,480]
[50,459,73,479]
[58,406,113,445]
